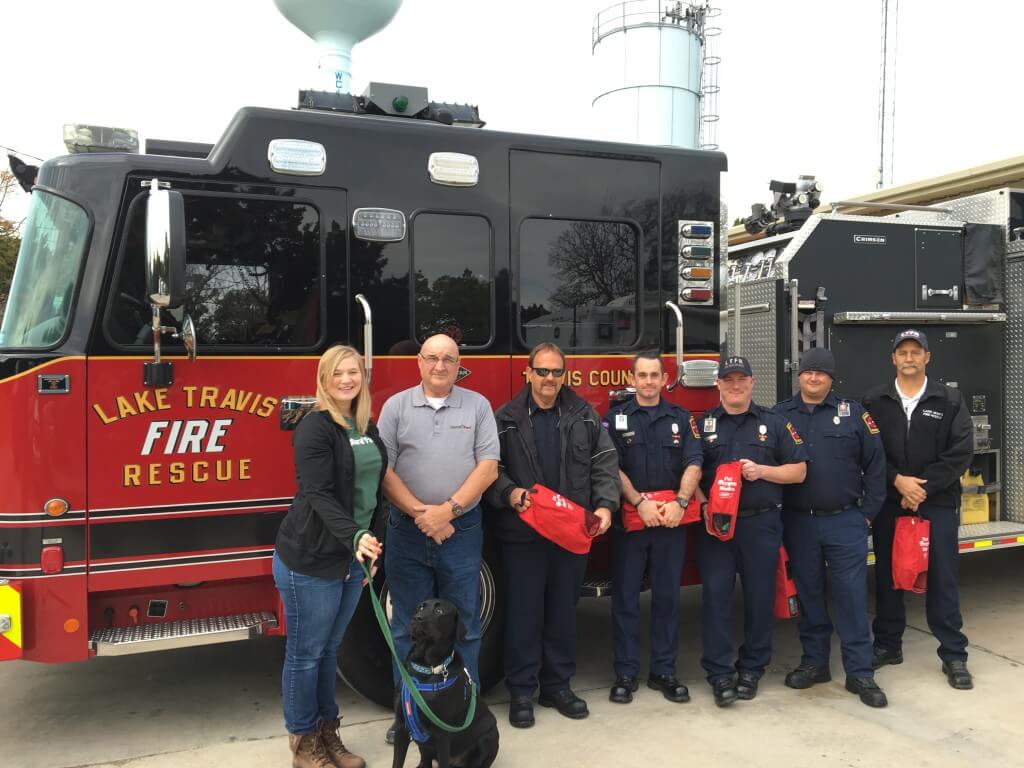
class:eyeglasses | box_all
[531,367,565,378]
[420,353,460,368]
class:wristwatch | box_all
[675,496,689,508]
[447,497,465,518]
[700,501,709,514]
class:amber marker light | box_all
[682,267,713,280]
[44,498,69,518]
[64,619,80,633]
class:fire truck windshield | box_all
[0,191,89,349]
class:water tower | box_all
[274,0,404,93]
[592,1,720,150]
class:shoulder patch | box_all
[689,415,701,439]
[862,411,880,434]
[785,421,803,445]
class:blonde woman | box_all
[274,345,385,768]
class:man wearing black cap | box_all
[774,347,888,707]
[863,329,974,690]
[696,356,807,706]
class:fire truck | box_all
[0,86,726,704]
[727,184,1024,562]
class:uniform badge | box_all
[785,421,803,445]
[838,401,851,418]
[672,434,681,446]
[862,411,880,434]
[704,416,717,433]
[615,413,628,431]
[758,424,768,442]
[689,415,701,439]
[672,423,679,434]
[833,416,841,425]
[706,433,718,443]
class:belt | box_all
[792,505,853,517]
[737,505,780,518]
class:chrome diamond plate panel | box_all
[1004,259,1024,523]
[724,278,778,406]
[944,189,1010,228]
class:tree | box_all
[0,171,24,319]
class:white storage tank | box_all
[592,1,718,149]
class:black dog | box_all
[392,598,499,768]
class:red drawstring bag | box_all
[774,546,800,619]
[705,461,743,541]
[620,490,702,532]
[519,484,601,555]
[892,515,930,593]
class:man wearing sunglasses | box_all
[378,333,500,743]
[485,342,618,729]
[604,350,703,706]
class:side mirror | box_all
[142,180,191,387]
[145,181,186,308]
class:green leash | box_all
[352,529,478,733]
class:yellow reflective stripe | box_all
[0,584,22,648]
[972,541,993,549]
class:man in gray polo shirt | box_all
[379,333,500,704]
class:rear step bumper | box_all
[89,611,278,656]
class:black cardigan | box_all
[275,410,388,578]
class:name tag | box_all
[922,409,944,420]
[704,417,716,433]
[615,413,628,431]
[838,401,850,418]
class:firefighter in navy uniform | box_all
[773,348,888,708]
[604,351,703,705]
[863,329,974,690]
[696,356,807,707]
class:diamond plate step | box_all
[89,611,278,656]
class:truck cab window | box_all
[0,192,89,349]
[107,194,322,347]
[412,212,492,346]
[518,218,640,349]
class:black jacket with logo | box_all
[862,379,973,509]
[275,410,388,578]
[484,386,621,544]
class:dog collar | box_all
[410,651,456,677]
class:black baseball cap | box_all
[798,347,836,376]
[718,356,753,377]
[892,329,929,352]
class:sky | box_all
[2,0,1022,226]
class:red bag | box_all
[620,490,701,532]
[892,515,930,594]
[519,484,601,555]
[705,461,743,541]
[774,546,800,619]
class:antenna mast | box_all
[876,0,899,189]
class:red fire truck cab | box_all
[0,88,725,703]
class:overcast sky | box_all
[2,0,1022,225]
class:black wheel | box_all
[338,537,505,707]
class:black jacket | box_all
[275,410,388,578]
[862,379,973,509]
[484,386,621,544]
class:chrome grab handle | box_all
[665,301,684,390]
[355,294,373,384]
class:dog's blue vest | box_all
[401,654,472,744]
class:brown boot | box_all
[288,731,335,768]
[318,718,366,768]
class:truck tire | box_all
[337,539,505,707]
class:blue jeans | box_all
[385,503,483,684]
[273,552,365,735]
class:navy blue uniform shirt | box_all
[773,392,887,520]
[605,397,703,493]
[698,401,808,510]
[528,393,561,491]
